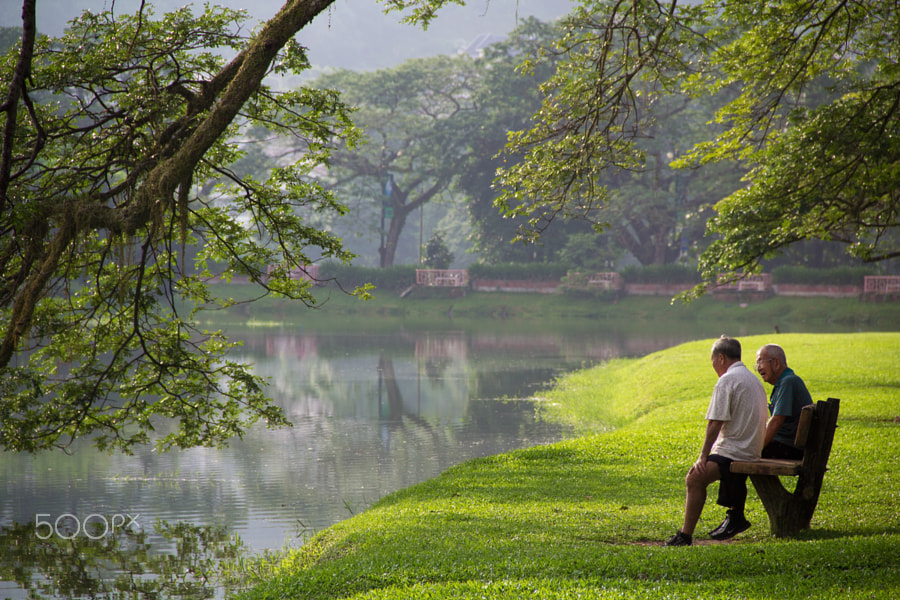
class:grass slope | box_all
[240,333,900,600]
[203,284,900,334]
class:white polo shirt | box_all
[707,361,768,461]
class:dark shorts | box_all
[708,454,736,476]
[762,440,804,460]
[708,454,749,510]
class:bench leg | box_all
[749,474,819,537]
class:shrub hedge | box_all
[318,263,416,292]
[620,264,701,284]
[467,262,571,281]
[770,266,875,285]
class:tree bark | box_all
[136,0,337,213]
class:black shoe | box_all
[709,511,751,540]
[664,530,693,546]
[708,511,732,538]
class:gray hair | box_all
[759,343,787,366]
[712,335,742,361]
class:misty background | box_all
[1,0,573,70]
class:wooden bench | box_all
[731,397,840,537]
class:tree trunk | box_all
[380,203,411,268]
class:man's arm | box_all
[764,415,787,447]
[692,419,725,474]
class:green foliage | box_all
[239,332,900,600]
[680,0,900,278]
[455,18,585,264]
[308,52,486,267]
[0,3,361,452]
[467,262,570,281]
[557,232,624,271]
[382,0,467,28]
[422,231,454,269]
[698,85,900,281]
[494,0,717,252]
[494,0,900,287]
[771,266,876,286]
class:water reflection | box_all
[0,520,250,599]
[7,325,654,598]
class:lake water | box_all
[0,320,796,598]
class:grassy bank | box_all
[203,284,900,334]
[238,333,900,599]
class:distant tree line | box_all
[256,4,898,279]
[310,262,878,293]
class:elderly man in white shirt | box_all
[665,336,768,546]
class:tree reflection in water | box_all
[0,326,636,599]
[0,520,256,599]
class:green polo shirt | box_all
[769,367,813,446]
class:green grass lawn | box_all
[238,333,900,599]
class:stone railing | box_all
[714,273,772,292]
[416,269,469,287]
[586,272,623,290]
[863,276,900,295]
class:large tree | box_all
[687,0,900,284]
[0,0,457,453]
[310,54,484,267]
[456,17,592,264]
[568,90,746,267]
[495,0,900,289]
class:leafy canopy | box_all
[0,0,526,454]
[0,0,365,454]
[496,0,900,292]
[688,0,900,287]
[0,0,473,454]
[310,53,483,267]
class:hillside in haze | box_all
[1,0,573,70]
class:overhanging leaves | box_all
[0,0,362,453]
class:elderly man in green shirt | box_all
[755,344,814,460]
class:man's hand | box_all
[690,457,709,475]
[694,419,725,473]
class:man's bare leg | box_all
[680,460,721,536]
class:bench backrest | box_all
[793,403,815,448]
[798,397,840,478]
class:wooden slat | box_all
[794,404,815,448]
[731,458,802,476]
